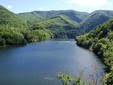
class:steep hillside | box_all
[32,15,81,38]
[0,5,28,45]
[0,5,52,46]
[80,10,113,32]
[0,5,27,29]
[76,18,113,84]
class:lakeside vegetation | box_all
[0,5,52,46]
[76,18,113,84]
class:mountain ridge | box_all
[1,5,113,45]
[18,9,113,34]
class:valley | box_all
[0,4,113,85]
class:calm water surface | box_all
[0,39,104,85]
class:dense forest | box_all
[19,10,113,37]
[76,18,113,84]
[1,5,113,47]
[0,5,52,46]
[80,10,113,32]
[1,5,113,46]
[31,15,81,38]
[18,10,89,26]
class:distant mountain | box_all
[31,15,81,38]
[76,18,113,84]
[18,10,89,27]
[19,10,113,35]
[80,10,113,32]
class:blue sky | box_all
[0,0,113,13]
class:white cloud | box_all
[7,5,12,9]
[67,0,108,8]
[37,7,44,11]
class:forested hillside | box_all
[76,18,113,84]
[18,10,89,26]
[1,4,113,47]
[0,6,27,28]
[19,10,113,37]
[0,5,52,46]
[32,15,81,38]
[80,10,113,32]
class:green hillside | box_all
[76,18,113,84]
[0,5,27,45]
[18,12,42,27]
[19,10,113,36]
[0,5,27,29]
[0,5,52,46]
[32,15,81,38]
[80,10,113,32]
[19,10,89,26]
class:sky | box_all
[0,0,113,13]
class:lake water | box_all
[0,39,104,85]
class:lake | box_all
[0,39,104,85]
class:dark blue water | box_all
[0,39,104,85]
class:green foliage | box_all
[75,35,92,48]
[80,10,113,32]
[19,10,113,38]
[57,73,85,85]
[19,10,87,38]
[0,26,27,45]
[108,32,113,40]
[0,5,27,29]
[24,29,52,42]
[18,12,43,27]
[19,10,89,25]
[57,62,101,85]
[57,73,72,85]
[32,16,80,38]
[76,18,113,84]
[0,5,52,46]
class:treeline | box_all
[76,18,113,84]
[0,26,52,46]
[0,5,52,46]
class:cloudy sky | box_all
[0,0,113,13]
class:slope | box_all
[0,5,27,29]
[80,10,113,32]
[0,5,52,46]
[32,15,81,38]
[18,10,89,27]
[19,10,113,36]
[76,18,113,84]
[0,5,28,45]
